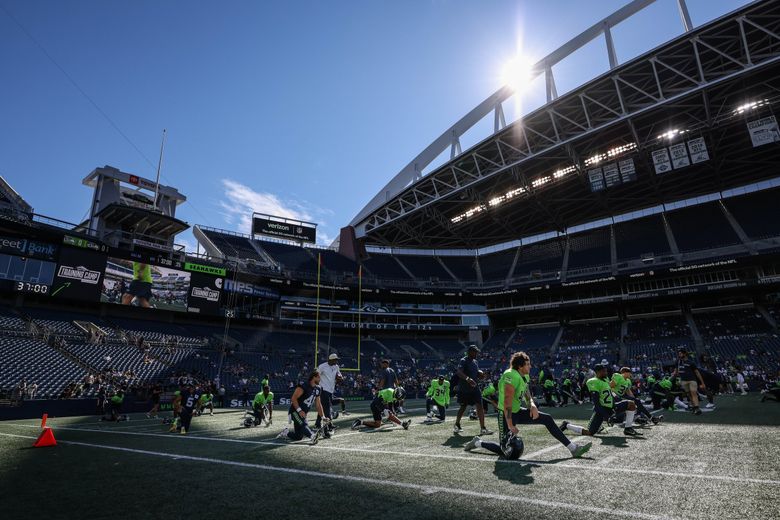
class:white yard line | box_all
[0,431,679,520]
[5,423,779,486]
[522,436,585,459]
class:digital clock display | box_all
[14,281,50,294]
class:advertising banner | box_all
[50,247,106,301]
[187,271,223,314]
[252,216,316,243]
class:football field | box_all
[1,396,778,520]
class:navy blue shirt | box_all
[677,359,697,382]
[380,367,397,389]
[457,356,479,392]
[290,383,321,414]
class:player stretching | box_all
[171,384,200,434]
[481,379,499,413]
[426,375,450,421]
[252,385,274,426]
[352,387,411,430]
[197,390,214,416]
[560,364,642,437]
[611,367,661,425]
[464,352,592,460]
[277,371,323,445]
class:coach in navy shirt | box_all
[453,345,492,436]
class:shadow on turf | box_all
[441,435,470,449]
[596,435,647,448]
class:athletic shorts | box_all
[681,380,698,393]
[587,400,629,433]
[126,280,153,300]
[370,398,385,422]
[458,388,481,406]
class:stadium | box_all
[1,1,780,519]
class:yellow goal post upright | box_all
[313,253,361,372]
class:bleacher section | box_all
[0,337,86,398]
[512,240,565,278]
[439,256,478,281]
[479,249,517,281]
[666,202,741,252]
[724,188,780,240]
[693,307,773,337]
[257,241,319,272]
[396,255,453,282]
[615,214,671,261]
[566,227,612,271]
[363,254,412,281]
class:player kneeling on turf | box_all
[426,375,450,421]
[252,385,274,426]
[277,371,323,445]
[197,391,214,416]
[464,352,592,460]
[561,364,642,437]
[352,387,411,430]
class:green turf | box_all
[1,395,779,520]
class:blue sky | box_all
[0,0,749,250]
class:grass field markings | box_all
[522,436,585,459]
[598,455,617,466]
[0,431,681,520]
[6,422,780,486]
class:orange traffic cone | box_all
[33,413,57,447]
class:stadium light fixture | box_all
[733,98,769,115]
[450,164,573,224]
[657,129,687,140]
[585,142,637,167]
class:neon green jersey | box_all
[377,388,395,404]
[261,378,269,388]
[481,383,497,399]
[498,369,527,414]
[426,380,450,406]
[133,262,152,283]
[252,391,274,407]
[646,376,656,385]
[199,393,213,403]
[110,395,123,404]
[562,378,572,387]
[543,379,555,389]
[587,377,613,408]
[611,373,631,397]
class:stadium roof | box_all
[351,0,780,249]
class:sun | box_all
[501,55,537,93]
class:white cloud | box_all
[218,179,334,245]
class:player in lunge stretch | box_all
[277,371,324,445]
[352,387,411,430]
[426,375,450,421]
[464,351,592,460]
[560,364,643,438]
[611,367,662,425]
[481,379,499,414]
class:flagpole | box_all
[314,252,322,367]
[153,129,167,210]
[357,265,362,371]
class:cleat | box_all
[464,436,480,451]
[693,408,702,416]
[402,420,411,430]
[652,415,663,425]
[323,429,332,439]
[572,442,592,458]
[426,412,432,419]
[480,428,494,436]
[310,429,321,445]
[453,424,463,434]
[179,428,186,435]
[559,420,569,431]
[168,425,177,433]
[276,427,289,439]
[351,419,362,430]
[624,427,642,436]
